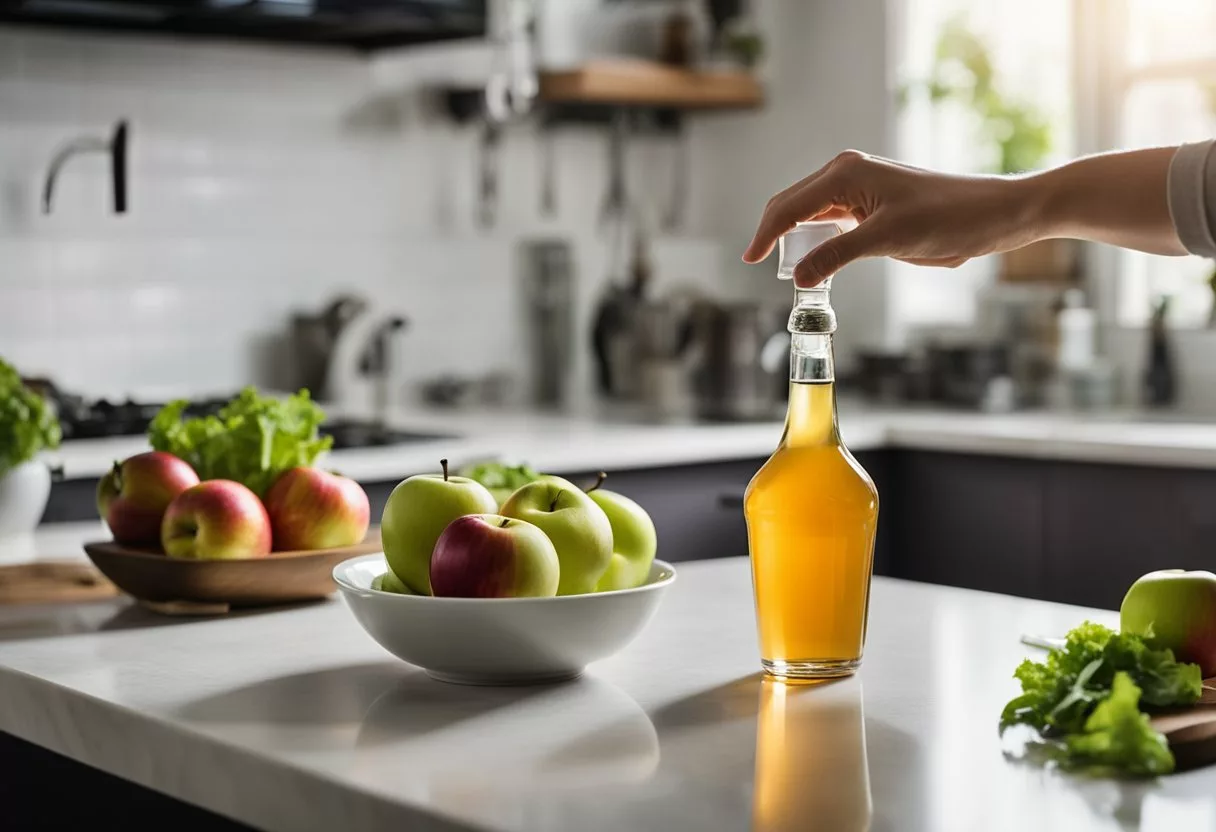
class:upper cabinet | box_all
[0,0,486,50]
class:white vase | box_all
[0,460,52,539]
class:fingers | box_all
[793,218,886,287]
[744,151,868,264]
[742,167,833,264]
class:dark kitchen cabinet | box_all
[854,450,894,578]
[0,732,251,831]
[1042,462,1216,609]
[884,450,1047,599]
[878,452,1216,610]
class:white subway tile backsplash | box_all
[0,26,728,399]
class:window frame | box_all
[1077,0,1216,328]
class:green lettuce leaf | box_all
[148,387,332,497]
[0,358,60,474]
[1000,621,1203,737]
[1000,621,1202,777]
[1056,672,1176,776]
[458,461,541,492]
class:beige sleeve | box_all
[1168,140,1216,258]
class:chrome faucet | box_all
[42,120,128,215]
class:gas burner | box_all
[37,383,452,450]
[54,395,230,440]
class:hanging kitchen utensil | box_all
[662,122,688,232]
[591,222,650,399]
[599,111,631,230]
[477,119,503,229]
[476,0,537,230]
[539,122,557,219]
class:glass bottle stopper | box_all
[778,220,843,335]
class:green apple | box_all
[501,476,612,595]
[373,570,413,594]
[1120,569,1216,676]
[380,459,498,595]
[584,474,657,592]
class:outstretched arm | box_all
[744,146,1202,288]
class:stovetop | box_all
[44,390,449,450]
[56,396,229,441]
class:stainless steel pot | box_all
[693,302,787,422]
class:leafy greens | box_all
[458,461,542,503]
[0,358,60,474]
[1000,621,1203,776]
[1056,672,1176,777]
[148,387,331,497]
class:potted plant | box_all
[905,17,1069,281]
[0,359,60,538]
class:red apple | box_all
[97,451,200,547]
[264,467,370,551]
[161,480,272,560]
[430,514,559,598]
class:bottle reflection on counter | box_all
[752,678,872,832]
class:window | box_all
[891,0,1073,332]
[1098,0,1216,327]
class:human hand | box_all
[743,151,1043,287]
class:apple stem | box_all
[550,492,561,512]
[499,517,511,528]
[585,471,607,493]
[110,460,123,492]
[440,458,449,482]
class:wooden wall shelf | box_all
[538,59,763,111]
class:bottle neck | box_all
[783,333,839,447]
[789,332,834,383]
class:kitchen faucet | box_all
[42,120,128,215]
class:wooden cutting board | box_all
[0,561,119,605]
[1155,679,1216,772]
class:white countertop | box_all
[42,400,1216,485]
[0,524,1213,832]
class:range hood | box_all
[0,0,487,50]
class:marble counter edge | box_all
[0,661,473,832]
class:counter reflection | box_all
[753,678,872,832]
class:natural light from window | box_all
[1116,0,1216,328]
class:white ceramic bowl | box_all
[334,553,676,685]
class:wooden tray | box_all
[0,561,119,605]
[83,530,382,614]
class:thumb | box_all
[793,221,883,288]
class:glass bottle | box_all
[743,221,879,680]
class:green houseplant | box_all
[904,17,1070,280]
[0,358,60,537]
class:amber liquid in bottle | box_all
[744,222,878,680]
